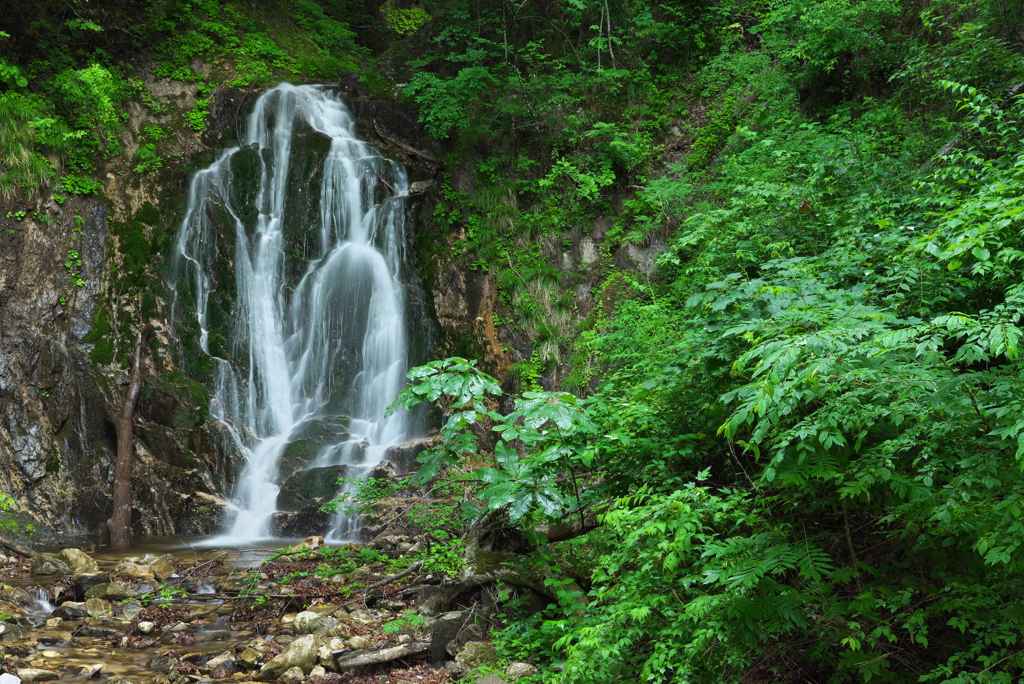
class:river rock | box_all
[139,621,155,634]
[56,548,99,574]
[75,574,111,596]
[152,556,176,580]
[456,641,497,668]
[113,561,155,580]
[83,597,112,617]
[259,634,319,679]
[0,622,30,642]
[293,611,339,635]
[52,601,87,619]
[238,646,265,670]
[0,600,23,619]
[504,662,538,680]
[44,617,61,628]
[308,665,326,682]
[15,670,58,682]
[121,601,143,619]
[0,586,35,608]
[201,650,234,673]
[30,555,71,576]
[85,581,156,601]
[0,673,19,684]
[278,667,304,684]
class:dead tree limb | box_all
[333,641,429,670]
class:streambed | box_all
[0,537,463,684]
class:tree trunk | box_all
[106,325,153,549]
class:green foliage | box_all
[380,6,431,35]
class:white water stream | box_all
[172,84,411,543]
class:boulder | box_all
[112,561,155,580]
[0,622,30,642]
[138,371,209,430]
[269,509,333,537]
[238,647,265,670]
[382,437,437,474]
[152,556,176,581]
[0,600,24,619]
[278,416,351,480]
[277,466,347,512]
[0,586,35,608]
[56,548,99,574]
[30,555,71,576]
[455,641,497,668]
[83,597,112,617]
[85,581,156,601]
[278,667,304,684]
[52,601,88,619]
[293,611,339,635]
[429,611,480,662]
[201,651,235,674]
[504,663,537,680]
[347,635,373,650]
[369,461,398,480]
[445,618,484,656]
[259,634,319,679]
[75,574,111,596]
[121,601,143,620]
[444,661,471,680]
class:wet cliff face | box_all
[0,82,252,540]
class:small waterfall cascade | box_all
[34,588,54,614]
[172,84,412,543]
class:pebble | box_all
[139,621,156,634]
[44,618,61,628]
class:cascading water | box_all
[172,84,412,543]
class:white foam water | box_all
[172,84,412,544]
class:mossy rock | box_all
[138,371,210,429]
[277,465,348,512]
[292,415,351,443]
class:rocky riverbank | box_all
[0,539,536,684]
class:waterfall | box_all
[172,84,412,543]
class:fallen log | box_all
[333,641,429,670]
[0,533,37,559]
